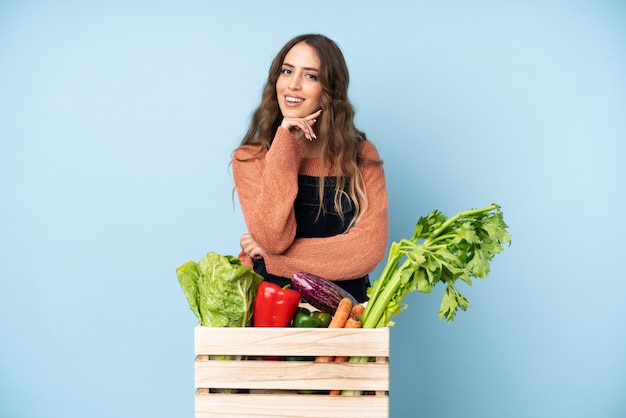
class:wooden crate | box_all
[194,325,390,418]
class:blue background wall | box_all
[1,1,624,417]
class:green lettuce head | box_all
[176,252,263,327]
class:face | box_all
[276,41,323,119]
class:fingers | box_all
[302,109,322,138]
[305,109,322,121]
[300,119,317,141]
[282,118,316,140]
[240,233,264,259]
[281,109,322,141]
[251,249,263,259]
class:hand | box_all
[280,109,322,141]
[240,233,264,260]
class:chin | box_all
[280,107,315,119]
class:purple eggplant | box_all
[291,272,358,314]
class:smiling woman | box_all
[276,42,322,124]
[231,34,389,303]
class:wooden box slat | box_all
[194,326,389,357]
[195,358,389,391]
[195,392,389,418]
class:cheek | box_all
[275,77,287,94]
[310,87,323,107]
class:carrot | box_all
[329,311,363,395]
[344,317,362,328]
[349,304,365,321]
[327,298,353,328]
[332,318,362,363]
[315,298,354,363]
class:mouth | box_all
[284,96,304,104]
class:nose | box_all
[288,75,301,91]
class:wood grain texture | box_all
[195,392,389,418]
[194,326,389,357]
[195,358,389,391]
[193,326,390,417]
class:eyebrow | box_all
[282,62,319,72]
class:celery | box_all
[341,205,511,396]
[362,203,511,327]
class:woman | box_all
[232,34,388,302]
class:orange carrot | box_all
[332,318,362,363]
[315,298,354,363]
[329,310,363,395]
[344,317,362,328]
[327,298,353,328]
[333,356,348,365]
[349,304,365,321]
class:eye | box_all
[281,68,292,75]
[305,73,319,81]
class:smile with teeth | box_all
[286,96,304,103]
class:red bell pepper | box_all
[253,282,302,327]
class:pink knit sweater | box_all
[232,127,388,281]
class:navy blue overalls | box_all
[253,174,370,302]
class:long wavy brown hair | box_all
[238,34,382,229]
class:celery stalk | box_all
[362,203,511,327]
[342,204,510,396]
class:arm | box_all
[263,142,389,280]
[232,127,304,255]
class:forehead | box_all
[283,42,320,69]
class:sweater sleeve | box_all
[263,141,389,281]
[232,127,305,254]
